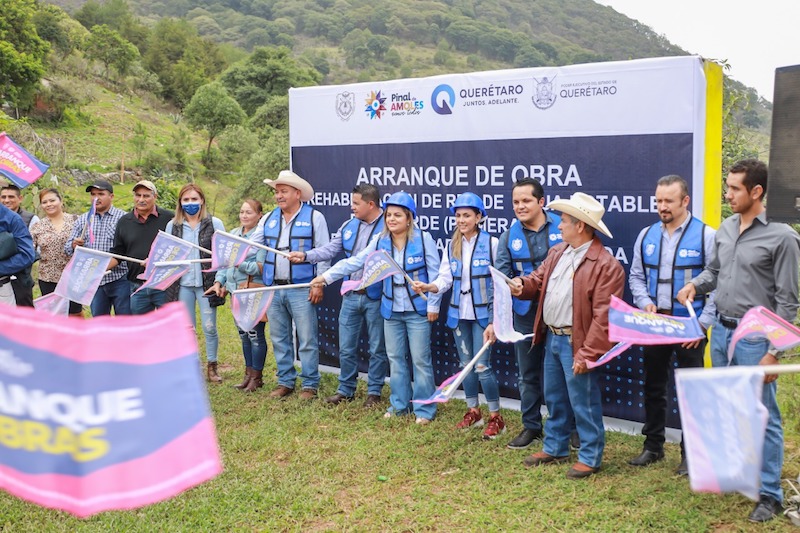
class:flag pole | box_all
[75,246,146,265]
[154,259,212,267]
[444,341,493,399]
[383,252,428,301]
[233,283,312,294]
[214,230,291,258]
[156,230,212,255]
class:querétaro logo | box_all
[431,84,455,115]
[336,92,355,121]
[365,90,387,119]
[532,76,557,110]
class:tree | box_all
[84,24,140,77]
[184,83,247,160]
[0,0,50,106]
[220,46,320,115]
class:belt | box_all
[353,289,367,295]
[657,309,671,315]
[718,313,740,329]
[274,279,290,285]
[547,325,572,336]
[393,282,405,287]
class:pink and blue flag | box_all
[54,247,112,305]
[33,292,69,316]
[340,250,402,295]
[0,132,50,188]
[138,231,193,281]
[86,197,97,245]
[135,262,190,293]
[0,303,222,517]
[728,306,800,362]
[411,372,460,405]
[608,296,704,345]
[675,366,767,500]
[231,288,274,332]
[586,341,633,369]
[206,231,254,272]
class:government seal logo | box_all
[511,238,523,252]
[532,76,557,110]
[336,92,355,121]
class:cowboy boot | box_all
[234,367,252,389]
[243,369,263,392]
[207,362,223,383]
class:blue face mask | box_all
[182,202,201,216]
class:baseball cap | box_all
[132,180,157,194]
[85,180,114,193]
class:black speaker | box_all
[767,64,800,223]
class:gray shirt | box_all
[542,240,591,327]
[629,213,717,329]
[691,211,800,322]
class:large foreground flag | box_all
[231,288,274,332]
[0,132,50,188]
[675,366,767,500]
[54,247,112,305]
[0,303,222,517]
[138,231,193,282]
[206,231,254,271]
[340,250,402,295]
[728,306,800,362]
[489,266,534,343]
[608,295,704,345]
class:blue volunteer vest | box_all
[507,211,562,315]
[341,215,385,300]
[262,204,316,285]
[640,216,706,317]
[377,231,429,319]
[447,230,493,329]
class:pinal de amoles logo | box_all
[532,76,557,110]
[365,90,387,119]
[336,91,355,121]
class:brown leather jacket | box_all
[520,236,625,365]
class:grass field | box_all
[2,303,800,532]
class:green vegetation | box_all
[1,304,799,531]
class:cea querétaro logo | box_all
[431,84,456,115]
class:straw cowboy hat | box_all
[263,170,314,202]
[547,192,613,238]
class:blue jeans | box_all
[91,277,131,316]
[178,286,219,363]
[239,321,267,371]
[453,320,500,412]
[337,293,388,397]
[129,283,168,315]
[267,287,320,390]
[543,333,605,468]
[514,311,545,431]
[711,318,782,503]
[384,311,436,420]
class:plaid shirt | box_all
[65,206,129,285]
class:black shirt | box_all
[110,207,174,281]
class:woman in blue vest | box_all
[207,199,267,392]
[413,193,504,438]
[165,184,226,382]
[313,191,442,424]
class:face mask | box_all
[182,202,201,216]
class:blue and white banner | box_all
[290,56,710,425]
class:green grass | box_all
[2,304,800,531]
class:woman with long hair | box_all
[30,188,82,317]
[165,184,226,382]
[413,193,504,439]
[312,191,442,424]
[207,199,267,392]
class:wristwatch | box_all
[767,347,781,359]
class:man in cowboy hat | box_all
[252,170,330,400]
[510,191,624,479]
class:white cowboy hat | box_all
[547,192,613,238]
[263,170,314,202]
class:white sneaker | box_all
[415,417,431,425]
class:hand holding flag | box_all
[489,266,534,343]
[339,250,402,295]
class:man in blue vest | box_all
[0,203,36,306]
[253,170,330,400]
[628,174,716,475]
[495,178,562,449]
[289,184,387,407]
[1,182,38,307]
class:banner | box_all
[231,289,274,332]
[33,293,69,316]
[134,263,190,293]
[489,266,534,344]
[728,306,800,362]
[290,56,713,425]
[206,231,253,272]
[138,231,193,282]
[0,132,50,188]
[339,250,401,295]
[54,247,112,305]
[675,366,767,500]
[0,303,222,517]
[608,295,704,345]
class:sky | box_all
[597,1,800,100]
